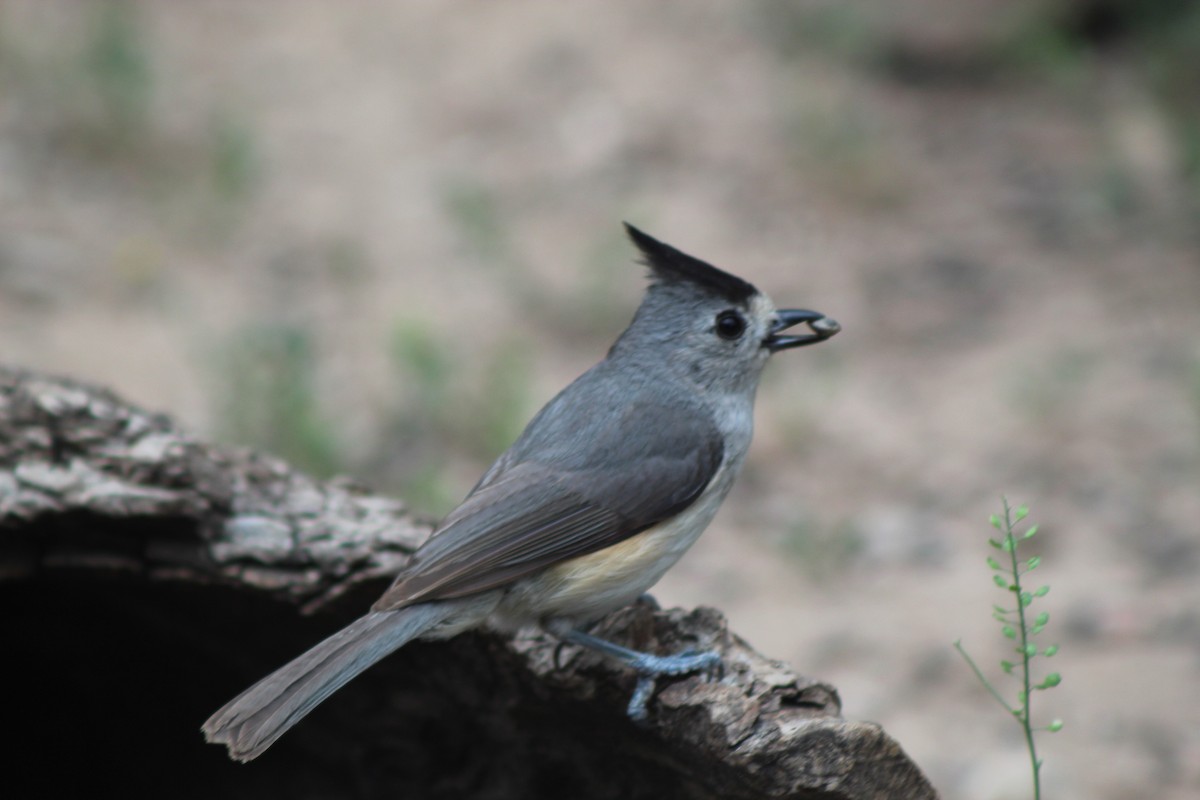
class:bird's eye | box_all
[714,310,746,340]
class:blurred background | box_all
[1,1,1198,797]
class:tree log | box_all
[0,366,937,799]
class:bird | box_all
[203,222,839,762]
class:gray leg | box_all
[560,628,720,722]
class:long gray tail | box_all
[203,603,457,762]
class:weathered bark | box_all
[0,366,937,799]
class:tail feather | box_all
[203,603,455,762]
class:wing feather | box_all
[373,398,722,610]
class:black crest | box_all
[624,223,758,305]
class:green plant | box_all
[210,112,260,202]
[390,324,531,452]
[442,179,523,276]
[85,0,153,149]
[781,514,863,580]
[472,339,532,457]
[214,322,342,478]
[748,1,881,66]
[955,499,1063,800]
[383,319,535,515]
[388,319,456,441]
[1193,355,1200,438]
[1010,348,1096,423]
[782,95,905,208]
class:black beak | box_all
[764,309,841,352]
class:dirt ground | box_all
[2,2,1198,797]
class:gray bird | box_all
[203,223,840,761]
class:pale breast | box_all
[491,390,755,630]
[492,460,739,627]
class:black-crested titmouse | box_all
[203,224,839,761]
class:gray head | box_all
[609,224,839,394]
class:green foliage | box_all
[781,95,906,208]
[1192,356,1200,444]
[0,1,264,235]
[755,0,1200,219]
[0,0,155,155]
[386,319,533,515]
[780,515,863,580]
[187,110,263,238]
[85,0,153,148]
[214,323,342,479]
[442,183,633,339]
[443,180,512,266]
[210,112,260,202]
[956,499,1062,800]
[995,8,1092,87]
[1010,348,1096,422]
[390,321,532,457]
[1004,0,1200,217]
[749,1,881,66]
[395,461,459,522]
[390,320,454,417]
[475,340,533,455]
[570,228,640,334]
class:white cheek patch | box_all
[749,293,778,341]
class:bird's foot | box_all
[560,629,721,722]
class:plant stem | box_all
[952,641,1015,715]
[1003,497,1042,799]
